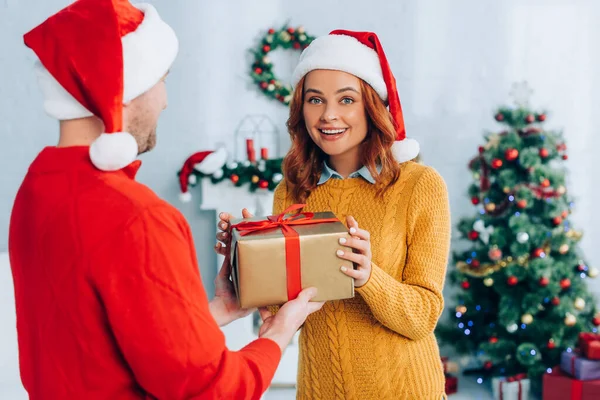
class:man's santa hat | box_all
[24,0,178,171]
[178,148,228,202]
[291,30,419,163]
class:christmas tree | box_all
[436,85,600,392]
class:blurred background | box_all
[1,1,599,399]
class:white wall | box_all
[1,0,599,394]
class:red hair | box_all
[282,76,401,203]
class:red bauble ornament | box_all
[230,174,240,184]
[505,148,519,161]
[478,146,485,154]
[461,281,471,290]
[484,361,493,370]
[489,337,499,344]
[541,179,551,187]
[293,42,301,49]
[507,276,518,286]
[532,248,545,258]
[268,28,275,34]
[471,196,481,205]
[468,231,479,241]
[539,148,549,158]
[547,340,556,349]
[471,259,481,268]
[491,158,503,169]
[557,143,567,151]
[287,27,295,34]
[495,113,505,122]
[258,179,269,189]
[577,264,587,272]
[552,216,563,226]
[488,248,503,261]
[561,210,569,219]
[516,199,528,209]
[593,317,600,326]
[537,114,547,122]
[551,297,561,306]
[562,155,568,160]
[525,114,535,123]
[539,277,550,287]
[262,45,271,53]
[260,82,268,89]
[560,278,571,290]
[254,67,263,75]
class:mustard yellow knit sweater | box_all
[272,161,451,400]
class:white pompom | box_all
[179,191,192,203]
[89,132,138,171]
[392,138,420,163]
[188,174,197,185]
[194,147,227,174]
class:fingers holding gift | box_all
[338,236,370,256]
[336,249,370,267]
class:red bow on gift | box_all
[231,204,338,301]
[499,373,527,400]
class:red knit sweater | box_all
[9,146,280,399]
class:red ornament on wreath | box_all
[495,113,505,122]
[461,281,471,290]
[471,196,480,205]
[539,148,549,158]
[507,276,518,286]
[258,179,269,189]
[560,278,571,290]
[562,155,569,160]
[537,114,547,122]
[491,158,503,169]
[468,231,479,241]
[541,179,551,188]
[505,148,519,161]
[525,114,535,123]
[230,174,240,184]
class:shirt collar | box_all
[29,146,142,180]
[317,161,380,185]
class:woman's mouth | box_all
[319,128,347,136]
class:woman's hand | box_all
[214,208,253,256]
[337,216,372,288]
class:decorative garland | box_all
[250,24,315,106]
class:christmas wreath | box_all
[250,24,315,106]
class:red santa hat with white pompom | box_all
[24,0,179,171]
[178,148,228,202]
[291,30,419,162]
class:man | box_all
[9,1,322,399]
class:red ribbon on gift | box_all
[231,204,338,301]
[499,373,527,400]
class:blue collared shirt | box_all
[317,161,381,185]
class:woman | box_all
[217,30,451,399]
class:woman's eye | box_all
[308,97,323,105]
[341,97,354,105]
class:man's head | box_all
[24,0,178,171]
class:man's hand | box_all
[209,257,255,327]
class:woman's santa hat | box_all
[24,0,178,171]
[291,30,419,162]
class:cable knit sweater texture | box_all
[271,161,451,400]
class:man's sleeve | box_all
[89,205,281,400]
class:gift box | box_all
[561,350,600,380]
[492,374,530,400]
[229,204,355,308]
[578,333,600,360]
[543,366,600,400]
[445,375,457,395]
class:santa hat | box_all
[24,0,179,171]
[178,148,228,202]
[290,30,419,163]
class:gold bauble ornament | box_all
[574,298,586,310]
[485,203,497,212]
[589,267,599,278]
[521,313,534,325]
[456,305,467,314]
[251,175,259,184]
[503,187,511,194]
[565,313,577,327]
[557,186,567,195]
[484,277,494,287]
[559,244,570,254]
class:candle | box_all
[246,139,256,163]
[261,147,268,160]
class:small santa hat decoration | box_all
[290,30,419,163]
[178,148,228,202]
[24,0,178,171]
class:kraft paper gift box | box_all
[561,350,600,381]
[229,205,355,309]
[492,374,530,400]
